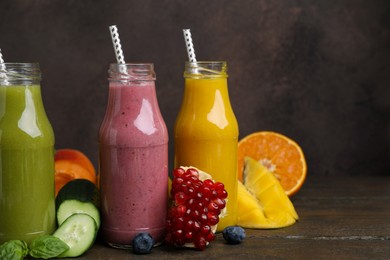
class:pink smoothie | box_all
[99,78,168,248]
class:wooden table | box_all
[76,177,390,259]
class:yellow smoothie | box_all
[174,62,239,231]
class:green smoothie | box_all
[0,81,56,244]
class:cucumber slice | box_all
[56,179,99,209]
[57,199,101,228]
[53,213,97,257]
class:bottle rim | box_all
[108,63,156,81]
[184,61,228,78]
[0,63,41,85]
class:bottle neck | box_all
[183,61,229,100]
[176,61,237,132]
[0,63,44,122]
[106,63,158,110]
[0,63,41,85]
[108,63,156,82]
[105,63,159,119]
[184,61,228,79]
[0,64,50,140]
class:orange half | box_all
[54,149,97,196]
[238,131,307,196]
[55,149,96,178]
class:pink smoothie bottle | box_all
[99,63,168,248]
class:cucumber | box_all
[53,213,97,257]
[57,199,101,228]
[56,179,99,209]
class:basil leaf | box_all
[29,235,69,259]
[0,240,28,260]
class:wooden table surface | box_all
[72,176,390,259]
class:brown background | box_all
[0,0,389,177]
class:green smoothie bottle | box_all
[0,63,56,244]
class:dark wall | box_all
[0,0,389,176]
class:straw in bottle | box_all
[109,25,127,74]
[182,29,197,62]
[0,48,6,71]
[0,48,8,83]
[182,29,222,75]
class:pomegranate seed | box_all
[201,196,210,205]
[192,181,202,190]
[213,198,226,209]
[203,179,214,187]
[173,229,182,236]
[186,220,194,230]
[208,201,219,213]
[172,177,184,188]
[191,209,200,219]
[173,229,185,246]
[193,235,207,251]
[195,202,204,211]
[214,181,225,190]
[200,225,211,236]
[176,204,186,216]
[173,217,185,229]
[207,213,219,226]
[175,192,187,205]
[193,221,201,232]
[189,175,198,183]
[205,232,215,242]
[218,189,228,199]
[168,207,178,218]
[186,188,195,198]
[186,168,199,178]
[201,186,211,197]
[182,171,191,180]
[209,189,218,199]
[200,213,208,223]
[173,168,185,178]
[185,231,193,242]
[187,198,195,208]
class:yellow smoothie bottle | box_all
[174,61,239,231]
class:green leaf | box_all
[29,235,69,259]
[0,240,28,260]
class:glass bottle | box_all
[0,63,56,244]
[99,63,168,248]
[174,61,239,231]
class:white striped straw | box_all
[0,48,6,70]
[109,25,126,64]
[0,48,8,83]
[183,29,197,62]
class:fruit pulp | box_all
[166,167,227,250]
[99,79,168,247]
[237,131,307,196]
[174,76,239,231]
[237,157,298,229]
[0,84,56,244]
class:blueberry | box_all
[132,233,154,254]
[222,226,246,244]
